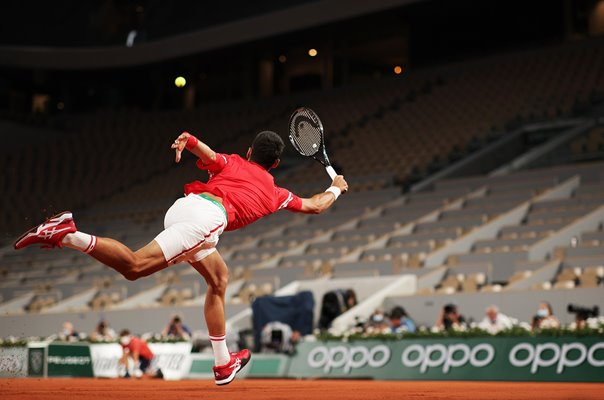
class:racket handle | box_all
[326,165,338,180]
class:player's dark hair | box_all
[251,131,284,169]
[119,329,131,337]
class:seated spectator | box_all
[345,289,358,310]
[365,308,390,333]
[60,322,80,341]
[389,306,416,333]
[478,305,514,334]
[532,301,560,331]
[318,289,358,330]
[118,330,162,379]
[90,319,117,341]
[161,315,191,340]
[435,303,467,331]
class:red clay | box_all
[0,378,602,400]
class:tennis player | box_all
[14,130,348,385]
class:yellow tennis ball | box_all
[175,76,186,88]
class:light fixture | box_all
[174,76,186,88]
[308,48,318,57]
[278,55,287,63]
[394,65,403,75]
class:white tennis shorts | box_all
[154,194,227,264]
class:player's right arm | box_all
[299,175,348,214]
[171,132,216,165]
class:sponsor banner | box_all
[186,353,288,379]
[90,343,123,378]
[149,342,192,381]
[288,336,604,382]
[187,353,217,379]
[186,353,251,380]
[247,354,290,377]
[0,347,28,377]
[89,342,192,380]
[47,343,93,377]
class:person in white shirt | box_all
[478,305,514,334]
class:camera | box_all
[567,304,599,320]
[270,329,284,347]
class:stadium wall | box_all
[5,336,603,382]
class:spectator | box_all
[318,289,358,330]
[161,315,191,340]
[345,289,358,310]
[90,319,117,341]
[532,301,560,331]
[389,306,416,333]
[60,322,79,341]
[118,330,162,379]
[435,303,467,331]
[365,308,389,333]
[478,305,514,334]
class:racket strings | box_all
[289,110,323,156]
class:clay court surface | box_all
[1,378,603,400]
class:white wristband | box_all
[325,186,341,200]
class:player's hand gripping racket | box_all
[288,107,338,180]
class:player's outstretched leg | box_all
[14,211,168,280]
[190,252,251,386]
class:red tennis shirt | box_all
[121,337,154,360]
[183,153,303,231]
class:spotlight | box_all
[308,48,318,57]
[174,76,186,88]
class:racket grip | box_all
[326,165,338,180]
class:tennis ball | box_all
[174,76,186,88]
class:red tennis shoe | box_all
[213,349,251,386]
[14,211,76,250]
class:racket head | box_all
[288,107,325,158]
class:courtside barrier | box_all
[187,353,289,379]
[287,336,604,382]
[20,336,604,382]
[89,343,122,378]
[26,342,192,379]
[27,342,47,377]
[0,346,28,377]
[148,342,192,380]
[47,343,94,377]
[90,342,192,379]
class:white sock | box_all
[62,231,97,254]
[209,334,230,366]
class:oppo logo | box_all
[401,343,495,373]
[509,342,604,373]
[305,341,604,375]
[307,345,391,373]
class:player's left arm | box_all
[171,131,216,165]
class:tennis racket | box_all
[288,107,338,180]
